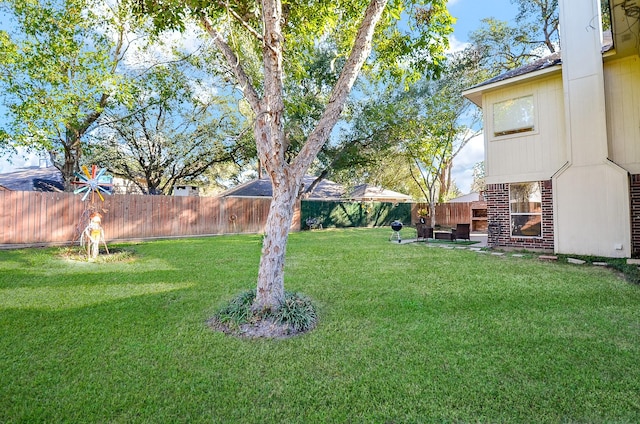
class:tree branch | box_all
[199,14,261,111]
[216,0,263,42]
[292,0,388,176]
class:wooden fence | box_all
[0,191,298,247]
[0,191,486,248]
[413,201,487,231]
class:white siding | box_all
[605,55,640,173]
[554,161,630,258]
[483,75,567,184]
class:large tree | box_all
[311,88,407,193]
[136,0,453,311]
[89,63,250,195]
[465,0,561,75]
[406,50,486,206]
[0,0,143,189]
[332,49,486,221]
[469,0,609,75]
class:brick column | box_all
[630,175,640,258]
[485,183,510,247]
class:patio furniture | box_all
[434,230,454,241]
[416,223,433,241]
[305,217,323,230]
[454,223,471,241]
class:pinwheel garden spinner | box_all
[73,165,113,202]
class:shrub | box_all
[212,289,318,337]
[273,292,318,333]
[214,289,256,326]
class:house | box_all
[220,175,346,200]
[173,185,200,196]
[462,0,639,258]
[348,184,412,203]
[220,176,414,203]
[0,166,64,192]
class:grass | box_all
[1,228,639,423]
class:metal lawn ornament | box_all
[72,165,113,202]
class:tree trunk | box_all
[429,199,437,228]
[61,134,82,192]
[254,173,300,311]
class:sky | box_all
[446,0,519,194]
[0,0,520,194]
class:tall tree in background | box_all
[402,71,475,226]
[470,0,610,77]
[470,161,485,193]
[469,17,544,74]
[334,49,486,222]
[468,0,560,75]
[511,0,559,54]
[313,91,407,194]
[0,0,142,189]
[136,0,453,311]
[88,64,250,194]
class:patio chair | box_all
[416,223,433,241]
[453,223,470,241]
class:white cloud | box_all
[0,147,47,173]
[451,132,484,193]
[447,34,470,53]
[122,23,208,72]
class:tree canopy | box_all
[0,0,142,188]
[88,62,251,194]
[329,47,486,216]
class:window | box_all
[510,182,542,237]
[493,95,535,137]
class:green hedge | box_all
[301,200,412,229]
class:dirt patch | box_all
[57,247,137,263]
[207,316,309,340]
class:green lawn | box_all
[1,228,639,423]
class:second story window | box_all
[493,95,536,137]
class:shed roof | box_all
[447,192,482,203]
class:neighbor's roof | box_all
[220,175,346,200]
[447,192,482,203]
[0,166,64,192]
[348,184,412,202]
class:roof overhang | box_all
[462,64,562,107]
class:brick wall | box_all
[630,174,640,257]
[485,180,554,251]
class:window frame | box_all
[509,182,543,238]
[490,93,539,140]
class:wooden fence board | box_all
[5,192,17,243]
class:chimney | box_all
[558,0,608,165]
